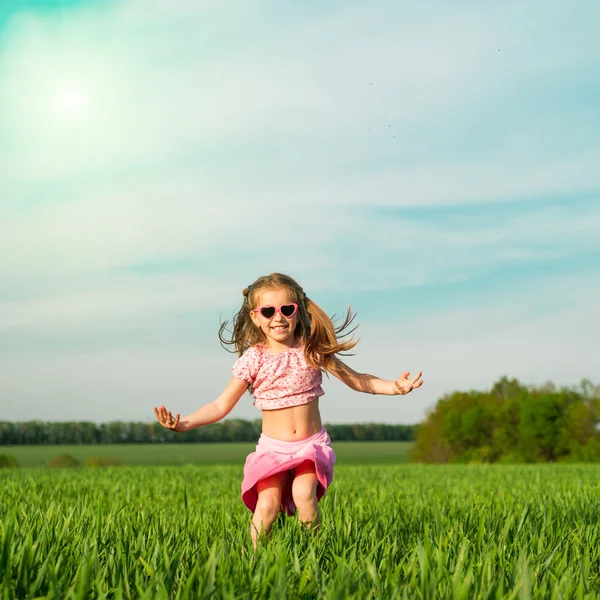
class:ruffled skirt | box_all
[241,427,336,516]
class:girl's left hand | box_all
[394,371,423,395]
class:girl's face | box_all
[250,287,298,352]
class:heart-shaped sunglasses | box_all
[252,303,298,319]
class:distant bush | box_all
[84,456,123,467]
[48,454,79,468]
[0,454,18,468]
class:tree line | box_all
[412,377,600,463]
[0,419,417,445]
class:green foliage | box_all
[413,377,600,463]
[48,454,80,468]
[0,454,18,468]
[1,464,600,598]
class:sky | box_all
[1,0,599,425]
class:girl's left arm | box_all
[329,357,423,396]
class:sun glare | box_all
[54,84,87,118]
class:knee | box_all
[292,478,318,507]
[255,491,281,520]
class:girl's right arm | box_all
[154,377,249,432]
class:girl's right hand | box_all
[154,405,181,431]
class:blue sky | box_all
[1,0,599,424]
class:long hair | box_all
[218,273,359,372]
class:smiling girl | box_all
[154,272,423,547]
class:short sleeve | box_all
[232,346,260,385]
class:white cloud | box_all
[1,193,599,332]
[0,274,234,332]
[0,174,257,279]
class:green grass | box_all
[2,464,600,598]
[1,441,413,467]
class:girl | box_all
[154,273,422,546]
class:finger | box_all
[173,414,180,429]
[160,407,170,424]
[153,406,159,418]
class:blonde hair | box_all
[218,273,359,372]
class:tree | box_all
[412,378,600,463]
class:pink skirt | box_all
[241,427,336,516]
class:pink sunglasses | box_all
[252,303,298,319]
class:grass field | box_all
[1,441,413,467]
[2,463,600,598]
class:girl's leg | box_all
[251,471,288,547]
[291,460,320,528]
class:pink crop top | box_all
[232,342,324,410]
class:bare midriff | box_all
[260,399,323,441]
